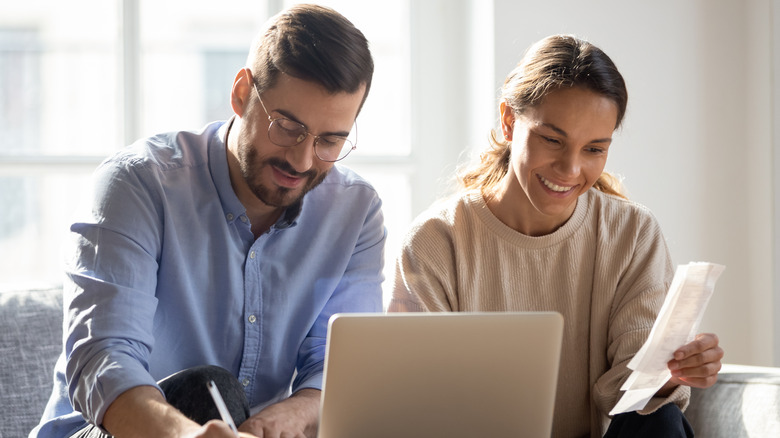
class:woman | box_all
[389,35,723,438]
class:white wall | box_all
[407,0,496,214]
[773,0,780,367]
[417,0,775,365]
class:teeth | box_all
[540,176,572,192]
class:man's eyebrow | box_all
[272,107,352,137]
[540,122,612,144]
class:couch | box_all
[2,288,63,438]
[2,287,780,437]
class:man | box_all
[31,4,383,438]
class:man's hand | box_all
[187,420,258,438]
[104,386,258,438]
[238,388,320,438]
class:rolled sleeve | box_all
[64,159,164,426]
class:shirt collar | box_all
[209,117,247,224]
[276,200,301,229]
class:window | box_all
[0,1,124,290]
[0,0,413,301]
[291,0,413,306]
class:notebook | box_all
[317,311,564,438]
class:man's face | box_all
[234,73,365,208]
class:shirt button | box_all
[248,314,257,324]
[226,213,234,221]
[249,251,256,259]
[242,378,250,387]
[240,215,248,223]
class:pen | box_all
[207,380,240,437]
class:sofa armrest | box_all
[685,363,780,437]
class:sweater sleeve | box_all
[592,205,690,416]
[388,212,459,313]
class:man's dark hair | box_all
[248,4,374,111]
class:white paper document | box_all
[609,261,725,415]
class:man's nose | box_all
[285,134,316,173]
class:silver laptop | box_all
[317,312,564,438]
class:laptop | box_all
[317,312,564,438]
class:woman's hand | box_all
[667,333,724,388]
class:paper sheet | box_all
[609,262,725,416]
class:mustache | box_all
[266,157,317,179]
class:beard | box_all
[237,141,329,208]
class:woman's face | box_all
[494,86,619,236]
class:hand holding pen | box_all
[206,380,241,437]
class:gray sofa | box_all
[2,288,63,438]
[2,287,780,437]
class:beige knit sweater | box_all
[389,189,689,438]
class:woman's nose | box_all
[555,150,580,177]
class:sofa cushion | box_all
[685,364,780,437]
[0,288,63,437]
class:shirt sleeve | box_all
[292,190,387,392]
[64,157,165,428]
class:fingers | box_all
[670,344,724,371]
[670,358,722,381]
[675,373,720,388]
[672,333,720,360]
[667,333,724,389]
[197,420,250,437]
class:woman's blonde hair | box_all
[460,35,628,199]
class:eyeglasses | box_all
[252,81,357,162]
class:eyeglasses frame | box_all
[251,78,357,163]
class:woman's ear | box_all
[230,68,253,117]
[499,101,514,141]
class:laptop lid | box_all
[317,312,564,438]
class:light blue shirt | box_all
[31,120,385,437]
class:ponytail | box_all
[593,171,626,199]
[458,130,511,196]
